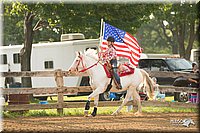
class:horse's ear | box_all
[75,51,79,56]
[79,51,83,55]
[84,49,87,54]
[76,51,83,57]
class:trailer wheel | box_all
[178,92,188,102]
[174,92,188,102]
[99,92,111,101]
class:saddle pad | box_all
[103,63,135,78]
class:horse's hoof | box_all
[134,112,143,116]
[88,114,95,117]
[84,110,89,117]
[111,113,117,116]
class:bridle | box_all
[75,52,100,73]
[75,54,86,72]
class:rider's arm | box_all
[107,47,117,61]
[100,47,117,63]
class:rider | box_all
[101,36,122,89]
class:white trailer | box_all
[0,34,99,97]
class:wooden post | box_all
[54,69,64,115]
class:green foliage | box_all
[136,3,199,55]
[152,3,199,57]
[137,19,173,54]
[3,2,198,56]
[3,2,159,45]
[56,4,159,39]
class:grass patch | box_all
[3,111,20,118]
[25,110,58,117]
[2,106,197,118]
[142,106,198,113]
[2,96,198,118]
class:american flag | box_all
[101,22,142,67]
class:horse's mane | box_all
[84,49,99,60]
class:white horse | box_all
[68,49,154,117]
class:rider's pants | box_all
[110,59,121,88]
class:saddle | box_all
[103,62,135,78]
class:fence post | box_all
[54,69,64,115]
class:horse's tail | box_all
[140,69,154,99]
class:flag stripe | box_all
[125,32,140,48]
[124,35,140,50]
[102,41,141,56]
[102,40,141,61]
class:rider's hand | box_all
[101,58,107,64]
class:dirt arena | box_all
[2,112,199,133]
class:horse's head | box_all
[68,49,99,73]
[68,51,85,72]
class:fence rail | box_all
[1,86,198,95]
[1,70,198,78]
[1,70,199,114]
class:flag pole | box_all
[99,18,104,51]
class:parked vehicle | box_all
[137,56,199,102]
[138,58,193,85]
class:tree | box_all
[4,3,159,44]
[3,3,61,46]
[3,4,24,45]
[55,4,159,38]
[136,19,172,54]
[4,2,48,87]
[152,3,199,59]
[20,11,34,87]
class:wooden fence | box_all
[1,70,199,115]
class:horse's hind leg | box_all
[111,89,133,116]
[132,88,142,116]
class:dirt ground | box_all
[2,112,199,133]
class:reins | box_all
[79,60,100,72]
[77,52,105,73]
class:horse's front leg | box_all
[90,94,99,117]
[84,100,91,117]
[84,87,104,117]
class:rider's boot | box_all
[112,68,122,89]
